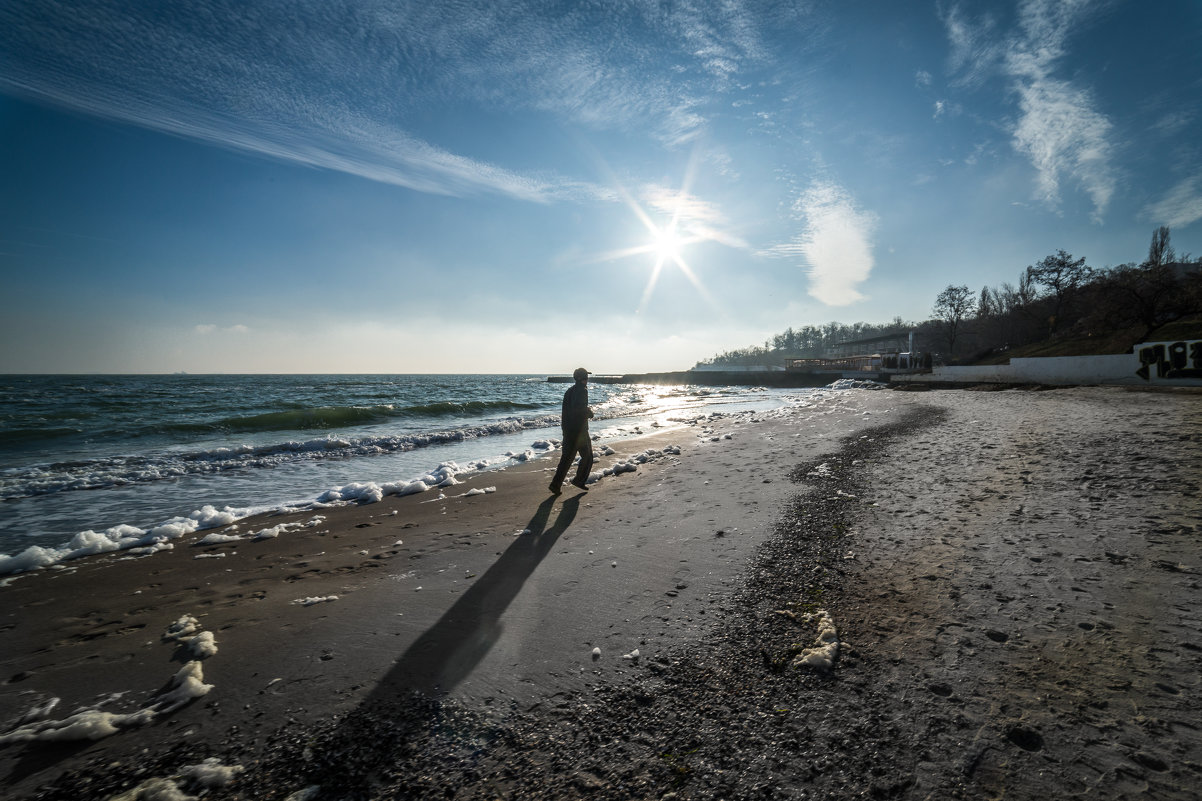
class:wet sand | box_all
[2,386,1200,799]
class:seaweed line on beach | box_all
[23,404,946,801]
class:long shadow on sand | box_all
[293,494,582,798]
[367,492,581,697]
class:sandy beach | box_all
[2,386,1200,800]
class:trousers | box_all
[552,427,594,488]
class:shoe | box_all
[548,483,562,495]
[569,479,589,491]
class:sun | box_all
[651,225,684,263]
[583,156,724,315]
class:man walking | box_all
[549,367,594,494]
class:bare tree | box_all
[933,284,974,357]
[977,285,995,319]
[1026,250,1091,333]
[1145,226,1176,267]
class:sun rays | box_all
[587,153,726,316]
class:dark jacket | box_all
[561,382,590,432]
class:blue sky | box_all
[1,0,1200,373]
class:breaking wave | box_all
[1,414,562,500]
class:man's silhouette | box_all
[549,367,594,494]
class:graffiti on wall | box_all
[1136,340,1202,381]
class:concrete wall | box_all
[892,339,1202,387]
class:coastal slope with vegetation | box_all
[696,226,1202,369]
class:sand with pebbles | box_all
[1,386,1199,800]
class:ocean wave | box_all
[0,427,85,445]
[139,400,551,436]
[0,414,563,500]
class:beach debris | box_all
[394,539,404,546]
[622,649,641,661]
[284,787,323,801]
[591,647,602,660]
[193,552,227,559]
[293,595,339,606]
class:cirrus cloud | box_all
[942,0,1117,222]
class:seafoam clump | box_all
[164,615,202,641]
[196,531,245,545]
[826,378,886,390]
[316,462,470,505]
[163,615,218,659]
[106,777,194,801]
[0,660,212,744]
[0,504,250,576]
[106,758,245,801]
[599,445,683,479]
[777,608,840,672]
[150,661,215,715]
[251,515,327,540]
[179,757,245,789]
[807,462,835,478]
[185,631,218,659]
[464,486,497,497]
[293,595,339,606]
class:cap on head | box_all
[573,367,590,381]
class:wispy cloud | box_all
[195,323,249,335]
[1145,175,1202,229]
[759,181,877,306]
[942,0,1116,221]
[942,4,1005,89]
[0,1,781,201]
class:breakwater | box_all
[547,370,849,387]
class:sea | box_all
[0,374,828,573]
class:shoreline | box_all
[0,381,832,573]
[3,387,1200,799]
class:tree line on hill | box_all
[694,227,1202,369]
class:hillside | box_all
[970,316,1202,365]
